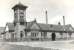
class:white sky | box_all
[0,0,74,27]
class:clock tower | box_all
[12,3,28,39]
[12,3,27,25]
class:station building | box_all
[3,3,74,41]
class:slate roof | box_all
[6,23,15,31]
[0,27,5,34]
[12,3,27,10]
[38,23,74,32]
[38,23,63,31]
[26,20,74,33]
[64,24,74,31]
[6,21,74,33]
[26,20,37,29]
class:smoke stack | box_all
[63,16,65,25]
[45,10,48,24]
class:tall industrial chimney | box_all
[63,16,65,25]
[45,10,48,24]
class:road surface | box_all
[0,40,74,50]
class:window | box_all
[20,22,24,25]
[41,32,47,37]
[31,33,38,37]
[20,12,24,14]
[20,16,23,18]
[14,13,16,16]
[19,10,24,12]
[14,13,18,18]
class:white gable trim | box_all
[5,25,9,32]
[30,23,41,30]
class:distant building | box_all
[3,3,74,41]
[0,27,5,39]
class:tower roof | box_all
[12,3,28,10]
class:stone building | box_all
[3,3,74,41]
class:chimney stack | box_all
[63,16,65,25]
[45,10,48,24]
[58,22,61,25]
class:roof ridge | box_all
[37,23,63,26]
